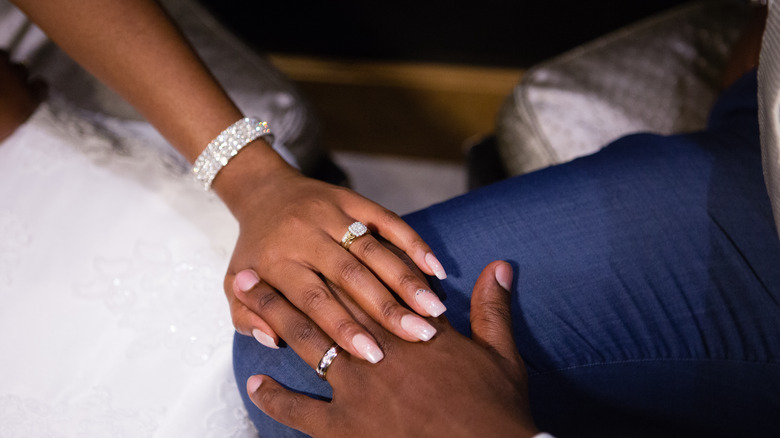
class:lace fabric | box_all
[0,63,262,438]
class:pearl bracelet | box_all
[192,117,273,190]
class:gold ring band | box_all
[341,221,369,250]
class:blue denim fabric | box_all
[233,71,780,437]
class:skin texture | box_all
[0,51,45,142]
[235,257,540,438]
[9,0,444,361]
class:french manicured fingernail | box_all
[352,333,384,364]
[415,288,447,317]
[235,269,260,292]
[247,375,263,394]
[495,262,513,291]
[401,314,437,341]
[252,328,278,349]
[425,253,447,280]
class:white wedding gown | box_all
[0,97,260,437]
[0,0,317,436]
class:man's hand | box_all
[239,260,539,438]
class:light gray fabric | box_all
[760,0,780,237]
[496,1,748,176]
[0,0,322,173]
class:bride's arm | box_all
[10,0,244,161]
[11,0,448,361]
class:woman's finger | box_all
[224,270,280,349]
[238,265,385,364]
[231,301,279,349]
[346,233,447,318]
[317,241,438,343]
[347,203,447,280]
[237,280,350,373]
[247,375,329,437]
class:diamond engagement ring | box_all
[341,221,369,250]
[316,344,342,380]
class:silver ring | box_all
[340,221,369,250]
[316,344,342,380]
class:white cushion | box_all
[496,0,748,176]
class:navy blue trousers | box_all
[233,71,780,437]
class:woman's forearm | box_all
[10,0,291,206]
[12,0,248,163]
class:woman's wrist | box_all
[192,118,273,190]
[209,139,297,217]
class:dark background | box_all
[199,0,689,67]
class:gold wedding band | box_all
[315,344,342,380]
[341,221,369,250]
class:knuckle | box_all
[300,286,333,312]
[379,208,402,226]
[397,272,422,291]
[258,245,284,265]
[474,300,512,327]
[254,288,283,314]
[287,198,325,219]
[258,385,286,417]
[290,319,320,345]
[408,237,429,254]
[305,196,331,211]
[337,259,366,285]
[356,237,382,258]
[329,184,355,201]
[378,299,403,322]
[333,318,359,340]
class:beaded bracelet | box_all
[192,117,273,190]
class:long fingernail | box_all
[495,262,513,291]
[235,270,260,292]
[425,253,447,280]
[351,333,384,363]
[252,328,278,349]
[247,375,263,394]
[401,314,437,341]
[415,289,447,317]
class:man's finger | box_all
[247,375,329,436]
[469,261,521,366]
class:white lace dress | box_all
[0,93,263,437]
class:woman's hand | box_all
[7,0,446,364]
[240,260,539,438]
[0,51,46,143]
[221,146,448,362]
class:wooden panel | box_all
[268,54,524,161]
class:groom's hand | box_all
[243,259,539,437]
